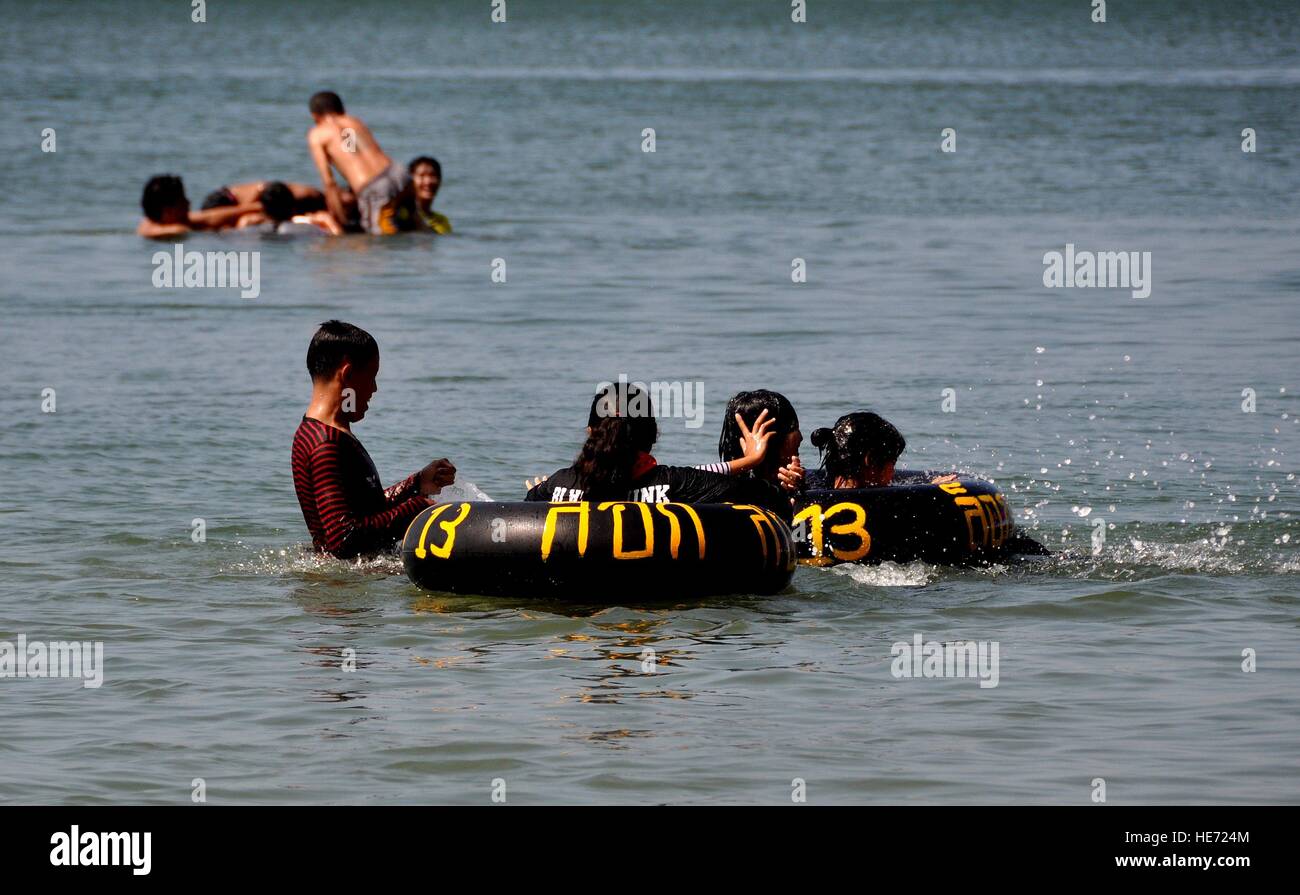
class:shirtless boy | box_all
[306,91,413,235]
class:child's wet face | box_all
[412,164,440,203]
[780,428,803,462]
[344,354,380,421]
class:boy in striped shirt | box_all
[292,321,455,558]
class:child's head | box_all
[572,382,659,495]
[719,389,801,476]
[306,320,380,421]
[409,156,442,206]
[141,175,188,223]
[308,90,345,122]
[810,411,905,487]
[258,181,296,223]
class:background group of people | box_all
[137,91,450,238]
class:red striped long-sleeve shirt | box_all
[291,416,431,558]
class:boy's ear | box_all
[335,358,352,383]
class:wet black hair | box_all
[141,175,186,222]
[306,320,378,381]
[200,187,237,210]
[259,181,296,223]
[718,389,800,468]
[408,156,442,178]
[309,91,345,116]
[572,383,658,496]
[810,412,905,484]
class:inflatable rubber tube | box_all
[793,474,1037,566]
[402,500,796,599]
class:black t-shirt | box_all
[525,465,792,523]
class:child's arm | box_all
[302,209,344,235]
[309,130,350,225]
[190,202,261,230]
[137,219,190,238]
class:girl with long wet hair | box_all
[718,389,805,493]
[525,383,790,520]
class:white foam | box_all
[829,560,938,587]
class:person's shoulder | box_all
[137,219,188,238]
[545,467,579,487]
[662,464,729,493]
[525,467,576,500]
[677,463,723,479]
[295,417,345,447]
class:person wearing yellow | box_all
[408,156,452,234]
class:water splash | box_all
[828,560,939,587]
[222,543,403,578]
[439,479,493,502]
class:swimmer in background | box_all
[805,411,958,489]
[524,383,790,522]
[292,320,457,559]
[718,390,807,495]
[136,174,260,238]
[201,181,330,215]
[236,181,343,235]
[408,156,452,234]
[307,91,414,235]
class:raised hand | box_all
[732,409,776,471]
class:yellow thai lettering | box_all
[597,501,655,559]
[541,502,590,561]
[654,503,706,559]
[954,495,990,550]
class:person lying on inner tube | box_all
[524,383,792,523]
[136,174,262,238]
[236,181,344,235]
[718,390,807,497]
[805,412,958,489]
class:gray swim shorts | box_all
[355,163,412,235]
